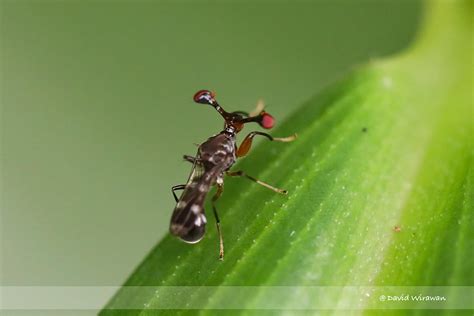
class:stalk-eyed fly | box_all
[169,90,296,260]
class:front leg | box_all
[183,155,200,164]
[236,131,296,157]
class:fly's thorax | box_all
[198,132,236,168]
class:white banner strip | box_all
[1,286,472,310]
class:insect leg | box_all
[236,131,297,157]
[171,184,186,202]
[211,184,225,260]
[233,100,265,118]
[248,99,265,117]
[226,170,288,195]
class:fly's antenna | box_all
[193,90,231,120]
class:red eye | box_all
[194,90,209,102]
[260,112,274,129]
[193,90,216,104]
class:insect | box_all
[169,90,296,260]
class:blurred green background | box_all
[1,0,421,308]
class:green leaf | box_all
[101,0,472,313]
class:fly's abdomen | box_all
[169,179,210,243]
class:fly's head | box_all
[193,89,275,134]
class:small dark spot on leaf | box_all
[393,226,401,232]
[362,127,368,132]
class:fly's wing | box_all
[169,162,209,243]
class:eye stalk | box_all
[241,110,275,129]
[192,90,275,132]
[193,90,216,105]
[193,89,231,121]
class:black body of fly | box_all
[169,90,296,260]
